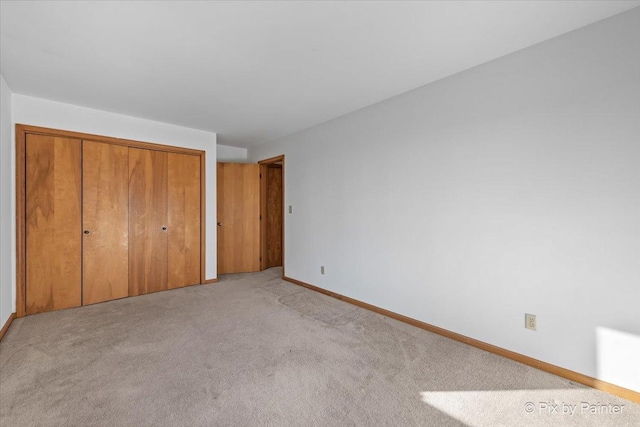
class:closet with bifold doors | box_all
[19,126,204,316]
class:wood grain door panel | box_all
[129,148,168,295]
[167,153,201,288]
[266,166,283,268]
[82,141,129,305]
[25,134,82,314]
[217,163,260,274]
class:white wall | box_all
[596,327,640,391]
[0,75,13,328]
[249,9,640,390]
[217,144,248,162]
[10,95,218,316]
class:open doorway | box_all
[259,155,285,276]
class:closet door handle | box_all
[217,222,222,227]
[162,226,167,231]
[83,230,90,235]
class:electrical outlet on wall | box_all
[525,313,537,331]
[320,266,325,275]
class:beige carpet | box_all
[1,267,638,426]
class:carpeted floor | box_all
[1,267,638,426]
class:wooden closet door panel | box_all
[25,134,82,314]
[129,148,168,296]
[217,163,260,274]
[266,166,283,268]
[167,153,201,289]
[82,141,129,305]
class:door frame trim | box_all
[258,155,285,276]
[15,124,206,317]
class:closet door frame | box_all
[15,124,206,318]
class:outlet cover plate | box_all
[525,313,537,331]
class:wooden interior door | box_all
[82,141,129,305]
[217,162,260,274]
[167,153,201,288]
[265,165,283,268]
[25,134,82,314]
[129,147,168,295]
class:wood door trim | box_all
[282,275,640,404]
[16,127,26,318]
[258,155,284,165]
[258,155,285,277]
[200,153,207,282]
[0,313,16,342]
[15,124,206,317]
[16,124,203,155]
[259,165,268,271]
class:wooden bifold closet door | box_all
[129,148,202,295]
[167,153,201,289]
[22,126,204,316]
[82,141,129,305]
[25,134,82,315]
[128,148,169,296]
